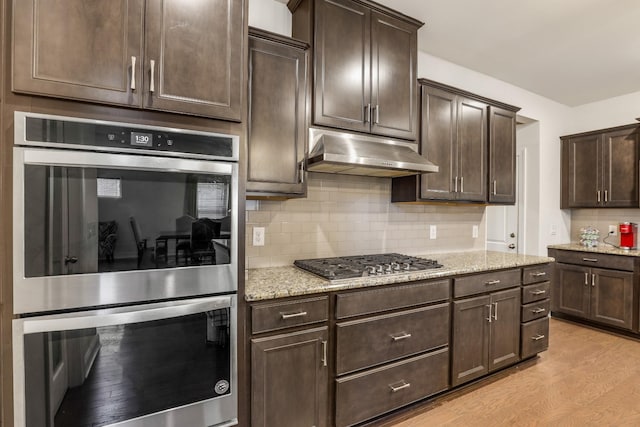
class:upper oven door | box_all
[13,147,239,314]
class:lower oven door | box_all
[13,295,237,427]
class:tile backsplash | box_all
[245,173,486,268]
[571,209,640,247]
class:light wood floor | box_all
[382,318,640,426]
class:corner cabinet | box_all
[391,79,520,204]
[13,0,244,121]
[247,28,309,198]
[549,249,636,331]
[249,296,329,427]
[289,0,421,140]
[561,125,640,208]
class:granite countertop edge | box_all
[548,243,640,257]
[245,250,555,302]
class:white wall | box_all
[568,90,640,133]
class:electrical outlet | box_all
[550,224,558,236]
[609,225,617,236]
[472,225,479,238]
[429,225,437,239]
[253,227,265,246]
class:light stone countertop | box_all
[245,250,555,302]
[548,243,640,257]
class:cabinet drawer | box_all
[522,281,551,304]
[521,317,549,358]
[522,264,553,284]
[251,296,328,334]
[454,269,521,298]
[521,299,551,322]
[335,348,449,427]
[336,303,449,375]
[335,279,450,319]
[551,250,634,271]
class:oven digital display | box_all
[131,132,153,147]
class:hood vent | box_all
[306,131,439,177]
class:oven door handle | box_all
[19,295,234,334]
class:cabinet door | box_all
[488,106,517,204]
[251,327,328,427]
[451,294,491,387]
[13,0,144,106]
[489,288,521,371]
[246,33,308,197]
[553,263,590,318]
[313,0,370,133]
[563,134,601,208]
[602,127,640,207]
[370,11,418,140]
[419,85,457,200]
[457,97,487,201]
[144,0,243,120]
[590,268,634,330]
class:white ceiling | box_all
[372,0,640,106]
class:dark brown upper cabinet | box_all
[391,79,519,204]
[13,0,244,121]
[289,0,421,141]
[246,28,309,199]
[561,125,640,208]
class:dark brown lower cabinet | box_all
[251,327,328,427]
[553,263,633,330]
[451,287,521,387]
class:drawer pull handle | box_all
[582,258,598,262]
[530,290,547,295]
[485,280,501,285]
[389,381,411,393]
[281,311,307,320]
[532,334,546,341]
[532,272,547,277]
[531,308,546,314]
[391,332,412,341]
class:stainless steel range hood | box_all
[306,128,438,177]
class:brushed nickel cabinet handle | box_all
[391,332,412,341]
[531,308,546,314]
[532,272,547,277]
[299,161,305,184]
[280,311,307,320]
[530,289,547,295]
[454,176,458,193]
[492,180,497,195]
[597,190,601,203]
[321,340,327,367]
[149,59,156,93]
[604,190,608,202]
[374,104,379,124]
[584,272,589,285]
[364,104,371,123]
[460,176,464,193]
[532,334,546,341]
[493,302,498,320]
[582,258,598,262]
[486,304,492,323]
[485,280,501,285]
[592,273,596,287]
[131,56,137,90]
[389,381,411,393]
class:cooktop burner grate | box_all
[294,253,442,280]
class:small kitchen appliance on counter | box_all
[294,253,442,280]
[619,222,638,249]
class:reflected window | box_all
[97,178,121,198]
[197,182,228,218]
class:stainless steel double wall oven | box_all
[12,112,240,427]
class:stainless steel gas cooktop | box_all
[294,253,442,280]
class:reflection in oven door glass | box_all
[24,165,233,277]
[23,309,231,427]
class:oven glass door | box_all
[13,296,237,427]
[14,147,238,314]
